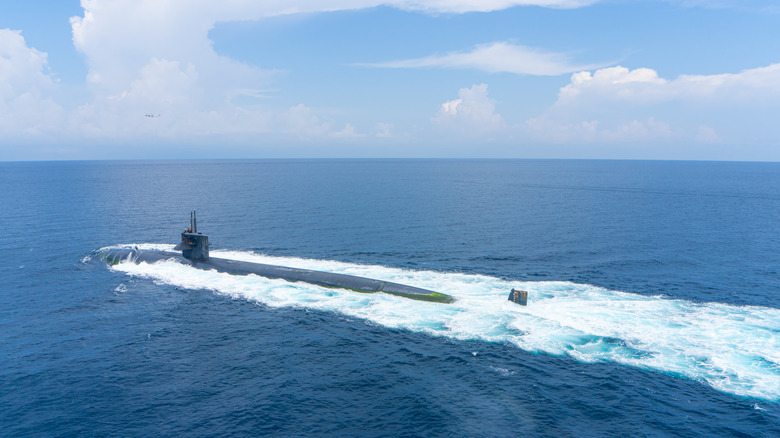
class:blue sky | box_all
[1,0,779,160]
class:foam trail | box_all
[107,244,780,401]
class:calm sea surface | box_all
[1,159,779,437]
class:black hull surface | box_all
[102,248,455,304]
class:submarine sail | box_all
[173,210,209,260]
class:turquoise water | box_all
[2,159,779,436]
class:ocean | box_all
[1,159,779,437]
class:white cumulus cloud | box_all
[0,29,65,140]
[527,63,780,144]
[0,29,55,98]
[64,1,586,144]
[433,84,505,134]
[3,0,604,153]
[556,64,780,106]
[69,0,600,99]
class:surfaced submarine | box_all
[102,211,455,304]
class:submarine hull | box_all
[103,248,455,304]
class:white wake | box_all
[106,244,780,401]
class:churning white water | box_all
[107,244,780,401]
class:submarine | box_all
[102,211,455,304]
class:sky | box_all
[1,0,779,161]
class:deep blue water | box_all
[1,159,779,437]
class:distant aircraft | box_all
[145,114,160,118]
